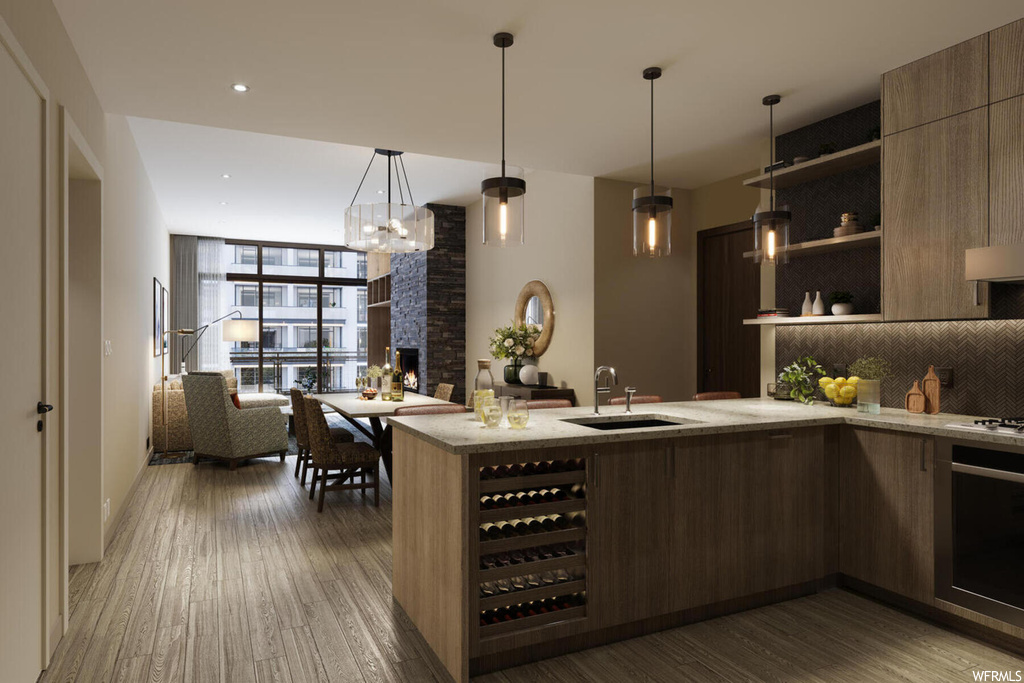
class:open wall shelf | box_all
[743,140,881,190]
[743,230,880,260]
[743,313,883,326]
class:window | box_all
[357,256,368,279]
[323,287,340,308]
[263,285,284,307]
[297,326,318,348]
[235,284,258,306]
[261,327,279,349]
[325,251,342,268]
[357,290,367,323]
[358,327,367,353]
[262,247,283,266]
[296,286,318,308]
[235,245,257,265]
[297,249,319,268]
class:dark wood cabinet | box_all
[991,18,1024,103]
[882,108,989,320]
[989,95,1024,246]
[839,427,935,604]
[496,383,576,406]
[882,34,988,135]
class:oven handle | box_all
[952,462,1024,485]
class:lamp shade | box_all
[632,186,672,257]
[343,202,434,253]
[482,164,526,246]
[222,318,259,342]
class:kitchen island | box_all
[388,398,1022,681]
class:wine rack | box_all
[473,457,588,641]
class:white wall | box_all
[466,170,595,406]
[101,114,169,544]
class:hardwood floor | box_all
[42,458,1024,683]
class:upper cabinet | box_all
[990,95,1024,246]
[883,109,989,321]
[991,18,1024,102]
[882,34,988,135]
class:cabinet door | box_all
[667,429,826,612]
[839,428,934,604]
[883,108,989,320]
[587,440,675,628]
[883,34,988,134]
[990,95,1024,246]
[991,18,1024,103]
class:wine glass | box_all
[507,399,529,429]
[481,397,502,429]
[473,389,495,422]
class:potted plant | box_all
[489,322,541,384]
[776,355,825,404]
[846,356,891,414]
[829,291,854,316]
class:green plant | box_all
[489,322,541,361]
[778,355,825,404]
[829,291,854,305]
[847,356,892,381]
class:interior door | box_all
[697,221,760,396]
[0,26,47,679]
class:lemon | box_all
[846,376,860,385]
[819,376,834,388]
[824,383,839,399]
[835,396,853,405]
[833,377,847,388]
[840,385,857,399]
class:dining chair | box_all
[290,388,355,487]
[304,397,380,512]
[693,391,742,401]
[434,383,455,402]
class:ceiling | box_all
[127,117,492,243]
[58,0,1022,189]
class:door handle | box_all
[37,402,53,414]
[920,439,927,472]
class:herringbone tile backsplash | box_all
[776,320,1024,418]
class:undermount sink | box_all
[561,414,701,431]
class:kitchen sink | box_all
[561,414,700,430]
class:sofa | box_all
[182,373,289,469]
[152,369,289,453]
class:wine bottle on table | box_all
[381,347,392,401]
[391,350,404,401]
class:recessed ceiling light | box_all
[231,83,249,93]
[220,201,229,205]
[376,189,385,195]
[221,174,231,179]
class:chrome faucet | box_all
[594,366,618,415]
[624,387,637,413]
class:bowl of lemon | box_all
[819,376,860,407]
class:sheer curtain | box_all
[197,237,227,370]
[170,235,198,372]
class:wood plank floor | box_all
[42,457,1024,683]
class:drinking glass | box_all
[481,397,502,429]
[473,389,495,422]
[507,399,529,429]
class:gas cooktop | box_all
[945,418,1024,437]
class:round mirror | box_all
[514,280,554,357]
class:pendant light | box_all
[633,67,672,257]
[752,94,790,265]
[481,32,526,247]
[343,149,434,253]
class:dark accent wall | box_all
[775,101,881,315]
[391,204,466,404]
[777,320,1024,417]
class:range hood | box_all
[965,244,1024,282]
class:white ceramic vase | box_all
[519,364,539,385]
[801,292,813,316]
[831,303,853,316]
[812,291,825,316]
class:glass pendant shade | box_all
[632,186,672,257]
[482,164,525,246]
[344,202,434,253]
[752,207,791,265]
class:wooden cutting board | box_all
[905,381,926,414]
[922,365,941,415]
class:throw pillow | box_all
[231,392,241,410]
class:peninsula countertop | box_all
[386,397,1016,454]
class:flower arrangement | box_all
[489,322,541,361]
[366,365,384,379]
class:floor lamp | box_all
[161,328,195,454]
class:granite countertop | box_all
[387,397,1020,455]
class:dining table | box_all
[313,391,456,484]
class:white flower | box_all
[514,345,525,355]
[529,324,539,333]
[525,349,533,356]
[525,338,533,346]
[503,338,514,348]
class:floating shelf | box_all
[743,314,884,326]
[743,231,880,260]
[367,300,391,308]
[742,140,881,190]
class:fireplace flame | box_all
[404,371,418,390]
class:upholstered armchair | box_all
[182,373,288,469]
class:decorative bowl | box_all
[361,388,378,400]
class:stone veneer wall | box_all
[391,204,466,404]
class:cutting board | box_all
[905,381,926,414]
[922,365,941,415]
